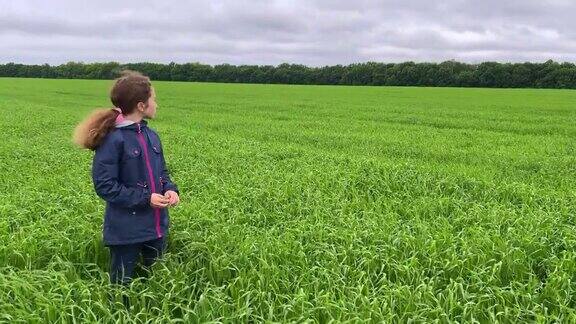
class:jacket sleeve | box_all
[159,140,179,195]
[92,134,152,208]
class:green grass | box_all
[1,77,576,322]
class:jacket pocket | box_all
[149,134,162,154]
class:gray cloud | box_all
[1,0,575,65]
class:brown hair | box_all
[73,70,152,150]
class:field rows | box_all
[1,78,576,322]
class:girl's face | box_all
[141,87,157,119]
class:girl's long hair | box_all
[73,70,152,150]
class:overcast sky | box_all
[1,0,576,66]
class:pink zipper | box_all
[137,123,162,238]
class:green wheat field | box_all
[1,78,576,322]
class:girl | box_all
[74,70,180,285]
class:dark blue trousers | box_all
[109,237,166,285]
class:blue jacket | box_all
[92,120,178,246]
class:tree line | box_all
[1,60,575,89]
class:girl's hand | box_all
[150,193,170,208]
[164,190,180,207]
